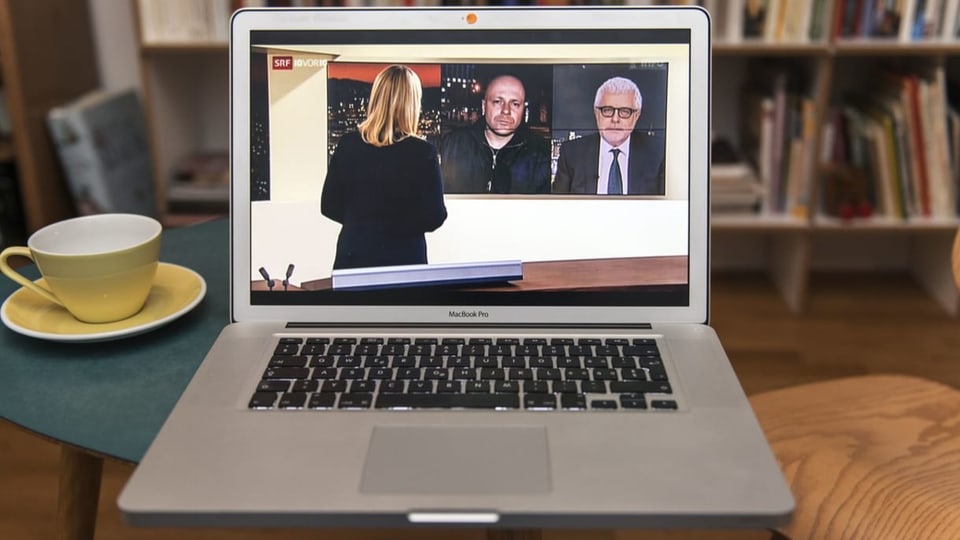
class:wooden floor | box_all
[1,272,958,540]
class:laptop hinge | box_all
[285,322,653,330]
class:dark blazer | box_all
[321,132,447,271]
[552,132,666,195]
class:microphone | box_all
[283,264,294,291]
[258,267,274,291]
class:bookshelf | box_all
[130,0,960,315]
[0,0,98,236]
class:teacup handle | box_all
[0,246,64,307]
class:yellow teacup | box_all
[0,214,162,323]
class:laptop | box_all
[120,6,794,529]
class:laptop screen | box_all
[232,8,709,324]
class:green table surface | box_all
[0,218,229,463]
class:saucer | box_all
[1,263,206,343]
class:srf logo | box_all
[272,56,293,70]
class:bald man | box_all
[440,74,552,194]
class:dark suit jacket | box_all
[552,132,666,195]
[321,132,447,271]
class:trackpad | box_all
[360,426,551,495]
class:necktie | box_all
[608,148,623,195]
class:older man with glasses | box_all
[553,76,666,196]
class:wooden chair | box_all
[746,228,960,539]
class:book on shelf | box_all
[46,89,157,218]
[711,139,764,215]
[831,0,960,41]
[821,63,956,222]
[138,0,230,44]
[706,0,834,43]
[739,62,814,217]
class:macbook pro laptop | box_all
[120,6,794,529]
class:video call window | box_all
[246,34,691,307]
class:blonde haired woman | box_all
[321,65,447,271]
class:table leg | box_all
[486,530,543,540]
[57,445,103,540]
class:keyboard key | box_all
[269,355,308,368]
[355,344,380,355]
[591,400,618,410]
[328,344,354,355]
[553,381,579,394]
[529,357,554,369]
[278,392,308,409]
[249,392,278,409]
[508,368,533,381]
[437,381,462,393]
[408,381,434,393]
[301,344,326,355]
[350,380,377,393]
[610,381,673,394]
[560,394,587,409]
[524,381,549,394]
[381,380,405,393]
[367,368,393,380]
[339,393,373,409]
[257,380,289,393]
[524,394,557,410]
[311,367,337,380]
[557,357,582,369]
[363,356,389,368]
[584,357,609,368]
[612,357,637,369]
[273,343,300,355]
[291,380,319,392]
[581,381,607,394]
[651,400,679,410]
[494,380,520,393]
[310,355,335,368]
[621,396,647,409]
[452,368,475,380]
[536,368,562,381]
[479,368,505,380]
[339,367,365,379]
[376,393,519,409]
[466,381,490,393]
[307,393,336,409]
[419,356,444,368]
[392,356,417,368]
[397,368,421,379]
[593,368,619,381]
[320,380,347,393]
[447,356,471,368]
[424,368,449,380]
[501,356,525,368]
[263,367,310,380]
[594,345,620,357]
[336,356,362,368]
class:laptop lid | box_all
[229,6,710,327]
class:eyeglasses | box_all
[596,106,638,119]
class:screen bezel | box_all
[229,7,711,325]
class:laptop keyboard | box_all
[249,336,677,411]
